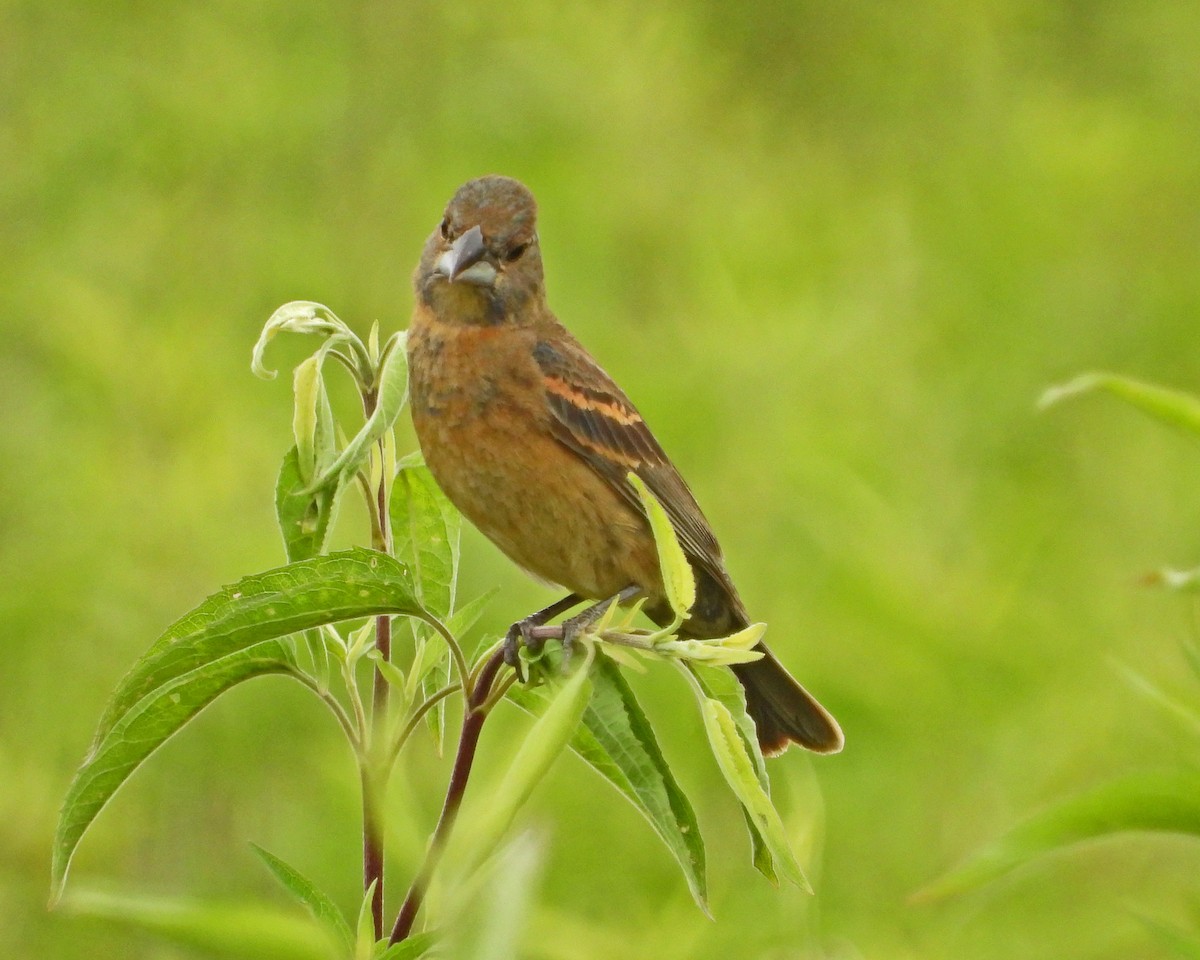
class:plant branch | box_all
[387,683,459,768]
[288,668,360,749]
[418,612,472,695]
[389,649,508,944]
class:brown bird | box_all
[406,175,842,755]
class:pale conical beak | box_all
[435,225,496,286]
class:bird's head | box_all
[415,175,545,325]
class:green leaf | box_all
[701,696,810,891]
[390,457,463,749]
[913,770,1200,903]
[390,457,461,618]
[251,844,354,953]
[355,880,378,960]
[454,654,594,875]
[688,664,776,883]
[508,655,709,913]
[276,447,344,563]
[53,549,423,901]
[448,833,542,960]
[253,301,366,383]
[60,889,335,960]
[628,473,695,620]
[307,338,409,493]
[376,931,439,959]
[1039,371,1200,440]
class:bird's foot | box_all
[503,593,583,681]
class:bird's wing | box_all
[531,331,734,596]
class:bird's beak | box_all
[435,225,497,286]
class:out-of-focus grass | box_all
[4,1,1200,957]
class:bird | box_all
[406,175,842,756]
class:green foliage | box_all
[916,771,1200,902]
[252,844,355,954]
[13,7,1200,955]
[50,307,805,960]
[59,890,335,960]
[921,371,1200,943]
[510,654,709,913]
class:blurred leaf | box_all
[700,697,809,891]
[455,654,594,875]
[1109,657,1200,739]
[60,889,335,960]
[307,337,409,494]
[276,447,344,563]
[376,931,439,959]
[54,549,423,900]
[1040,371,1200,440]
[509,654,709,914]
[448,832,542,960]
[689,664,776,884]
[914,771,1200,902]
[1145,567,1200,593]
[251,843,354,953]
[628,473,695,620]
[1137,913,1200,960]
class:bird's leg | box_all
[556,585,642,662]
[503,593,583,676]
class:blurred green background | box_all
[4,1,1200,957]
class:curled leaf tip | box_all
[252,300,351,382]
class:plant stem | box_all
[361,387,393,941]
[361,763,385,941]
[389,649,507,944]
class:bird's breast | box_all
[406,309,661,602]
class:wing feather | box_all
[532,332,735,601]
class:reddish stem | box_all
[389,650,506,944]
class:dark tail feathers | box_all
[731,646,843,756]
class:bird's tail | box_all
[731,647,844,756]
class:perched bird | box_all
[406,175,842,755]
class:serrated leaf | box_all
[276,447,344,563]
[913,771,1200,903]
[59,889,334,960]
[701,697,809,891]
[390,458,463,749]
[628,473,695,620]
[688,664,775,883]
[509,654,709,913]
[307,341,409,493]
[53,549,424,901]
[390,459,461,618]
[455,655,594,875]
[376,931,439,959]
[251,844,354,953]
[1039,371,1200,439]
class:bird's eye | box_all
[439,217,451,239]
[505,241,529,262]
